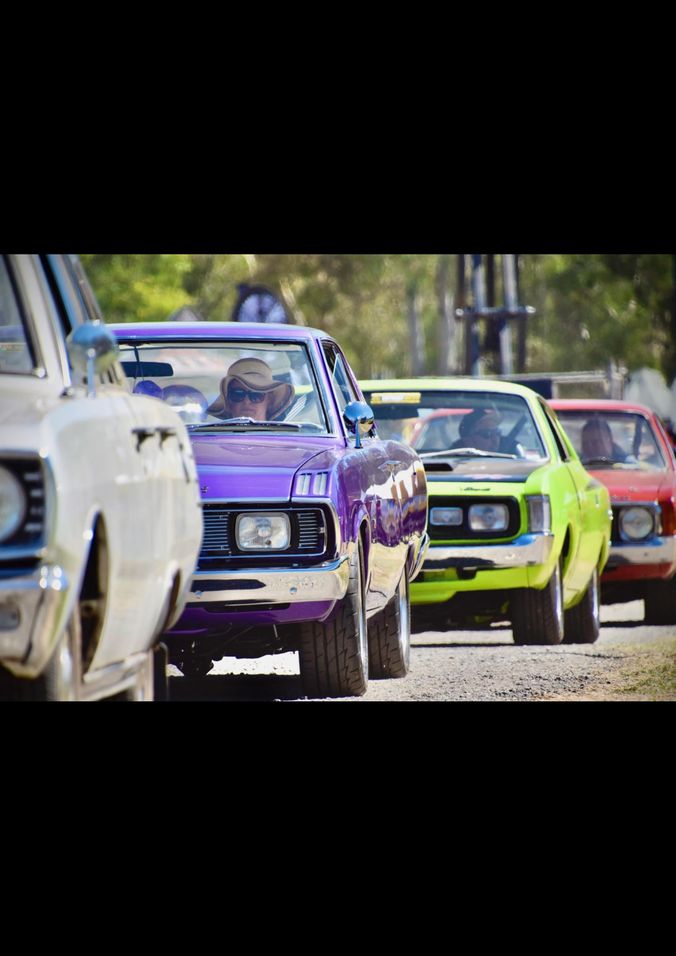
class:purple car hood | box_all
[190,433,334,500]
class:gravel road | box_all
[167,600,675,702]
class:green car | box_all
[359,379,612,645]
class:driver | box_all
[452,407,522,454]
[580,417,627,462]
[207,358,295,422]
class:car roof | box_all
[549,398,658,416]
[359,377,545,401]
[108,321,333,342]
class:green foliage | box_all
[80,253,675,380]
[80,254,196,323]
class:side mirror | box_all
[66,322,119,397]
[343,401,375,449]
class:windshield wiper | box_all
[419,447,518,460]
[188,417,303,431]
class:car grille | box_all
[199,505,327,562]
[427,495,521,540]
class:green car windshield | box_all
[363,389,548,461]
[555,409,667,470]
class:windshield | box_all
[555,410,667,470]
[361,388,548,461]
[117,340,330,434]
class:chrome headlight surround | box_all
[235,512,291,551]
[0,465,28,543]
[468,503,509,533]
[618,505,657,541]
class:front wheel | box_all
[511,560,564,646]
[368,563,411,679]
[563,567,600,644]
[298,540,369,698]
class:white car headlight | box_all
[430,506,463,526]
[236,513,291,551]
[468,503,509,532]
[619,506,654,540]
[0,466,27,543]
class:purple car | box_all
[111,322,429,698]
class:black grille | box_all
[427,495,522,541]
[199,506,327,562]
[0,457,47,556]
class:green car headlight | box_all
[236,513,290,550]
[430,507,463,527]
[0,466,27,543]
[619,506,654,540]
[468,503,509,532]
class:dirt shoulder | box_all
[538,637,676,701]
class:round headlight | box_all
[0,466,27,543]
[619,506,654,540]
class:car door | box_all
[320,340,405,613]
[39,255,164,664]
[541,401,607,596]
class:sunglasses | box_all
[227,386,267,404]
[473,428,499,440]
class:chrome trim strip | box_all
[189,554,350,604]
[422,532,555,570]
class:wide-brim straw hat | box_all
[207,357,295,419]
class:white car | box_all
[0,255,203,700]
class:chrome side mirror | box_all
[343,401,375,449]
[66,322,119,397]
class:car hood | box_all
[190,433,333,500]
[422,456,545,483]
[588,466,674,502]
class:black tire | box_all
[511,560,564,645]
[0,612,80,701]
[563,566,600,644]
[153,643,170,700]
[368,563,410,679]
[298,539,369,698]
[643,576,676,625]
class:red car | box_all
[550,399,676,623]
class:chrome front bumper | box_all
[423,532,555,571]
[0,564,68,663]
[188,555,351,605]
[605,535,676,569]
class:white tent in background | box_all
[624,367,672,419]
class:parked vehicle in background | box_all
[0,255,203,700]
[359,378,612,645]
[551,399,676,624]
[112,322,429,698]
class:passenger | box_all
[452,407,522,455]
[162,384,208,424]
[580,417,627,462]
[207,358,295,422]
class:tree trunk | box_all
[435,255,456,374]
[407,281,426,376]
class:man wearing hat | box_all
[207,357,295,422]
[452,407,521,455]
